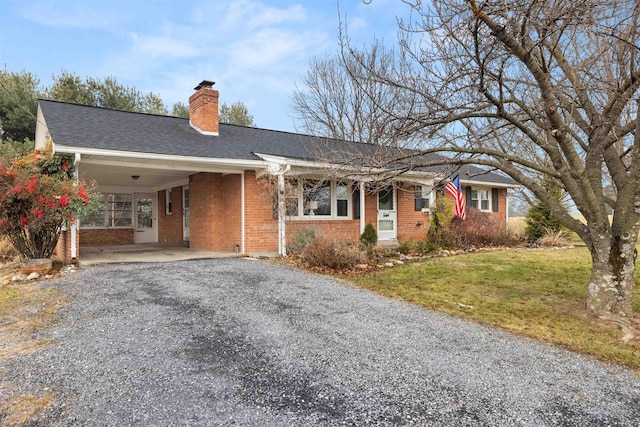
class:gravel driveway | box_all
[4,258,640,426]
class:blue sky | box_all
[0,0,411,132]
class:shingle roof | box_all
[39,99,517,186]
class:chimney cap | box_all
[194,80,216,90]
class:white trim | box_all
[469,187,492,212]
[285,179,353,220]
[461,179,517,189]
[241,172,245,254]
[35,105,49,150]
[254,152,441,183]
[53,145,265,169]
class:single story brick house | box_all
[34,81,518,263]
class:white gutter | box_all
[52,145,267,169]
[505,192,510,230]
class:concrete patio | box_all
[79,244,246,265]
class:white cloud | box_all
[18,2,119,31]
[128,34,201,59]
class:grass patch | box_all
[0,270,69,425]
[348,247,640,370]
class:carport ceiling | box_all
[75,153,260,189]
[79,162,192,188]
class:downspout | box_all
[505,191,510,231]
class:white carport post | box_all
[267,162,290,257]
[359,181,366,234]
[278,173,286,256]
[70,153,81,261]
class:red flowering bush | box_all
[0,143,95,259]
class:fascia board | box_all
[53,145,266,169]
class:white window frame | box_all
[470,187,491,212]
[165,188,173,215]
[80,193,134,229]
[285,179,352,220]
[417,186,434,211]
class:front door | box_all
[377,187,397,241]
[134,193,157,244]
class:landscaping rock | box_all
[394,260,405,265]
[61,265,77,275]
[355,264,369,270]
[384,262,395,268]
[26,272,40,280]
[11,273,27,282]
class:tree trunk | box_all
[586,234,637,339]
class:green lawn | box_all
[348,248,640,370]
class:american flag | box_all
[444,174,466,219]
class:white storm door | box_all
[377,187,397,241]
[133,193,157,244]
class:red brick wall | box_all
[158,186,184,245]
[397,185,430,242]
[364,192,377,232]
[223,174,243,252]
[287,220,361,243]
[80,228,134,245]
[244,171,279,252]
[186,173,510,253]
[490,188,508,229]
[55,228,80,263]
[189,172,225,250]
[461,186,508,230]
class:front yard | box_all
[347,247,640,370]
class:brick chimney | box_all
[189,80,219,135]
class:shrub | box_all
[301,236,365,270]
[415,240,440,254]
[537,228,571,247]
[397,240,415,255]
[0,143,96,259]
[525,181,569,242]
[360,222,377,247]
[287,227,319,255]
[428,207,516,249]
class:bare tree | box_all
[294,0,640,334]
